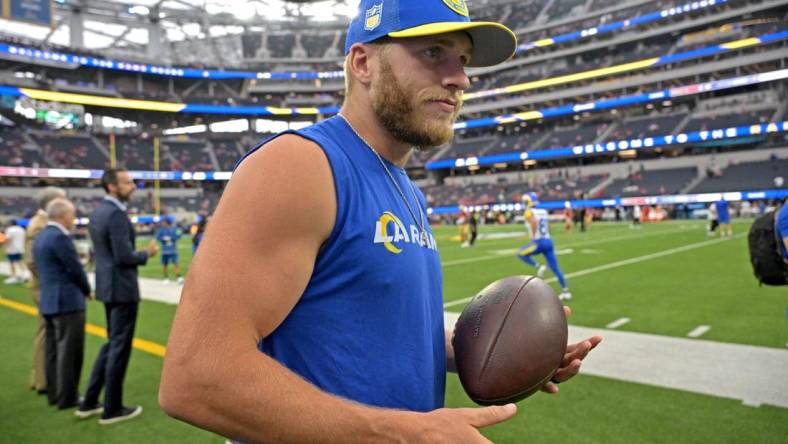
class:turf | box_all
[2,218,787,442]
[0,284,221,443]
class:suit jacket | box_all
[89,199,148,303]
[33,225,91,316]
[24,210,49,290]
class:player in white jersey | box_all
[517,193,571,300]
[4,219,28,284]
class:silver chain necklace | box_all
[338,114,430,245]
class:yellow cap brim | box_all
[388,21,517,67]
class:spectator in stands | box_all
[3,219,28,284]
[160,2,601,442]
[23,186,67,395]
[33,197,91,409]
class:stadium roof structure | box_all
[0,0,359,52]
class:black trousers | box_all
[44,310,85,408]
[83,302,138,415]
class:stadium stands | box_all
[544,122,611,149]
[544,0,588,23]
[602,167,698,196]
[690,158,788,193]
[32,133,109,170]
[301,32,340,59]
[0,0,785,224]
[0,126,47,167]
[683,109,776,133]
[433,136,498,161]
[485,132,549,156]
[609,112,689,140]
[209,137,244,171]
[424,172,608,207]
[268,34,296,59]
[161,140,215,171]
[117,135,155,171]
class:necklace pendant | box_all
[420,230,429,246]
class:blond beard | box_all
[371,56,461,149]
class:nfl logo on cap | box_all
[364,3,383,31]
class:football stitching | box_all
[477,276,535,391]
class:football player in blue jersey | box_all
[155,218,182,284]
[518,193,572,300]
[161,2,601,441]
[715,197,733,238]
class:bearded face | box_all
[370,54,462,149]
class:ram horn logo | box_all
[374,211,408,254]
[442,0,469,17]
[364,3,383,31]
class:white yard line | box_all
[442,224,699,267]
[687,325,712,338]
[606,317,631,329]
[444,234,744,308]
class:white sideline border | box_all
[443,311,788,409]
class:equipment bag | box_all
[747,209,788,286]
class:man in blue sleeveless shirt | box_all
[161,1,602,442]
[155,218,183,284]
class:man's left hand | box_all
[541,306,603,394]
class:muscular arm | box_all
[526,212,537,238]
[160,136,407,443]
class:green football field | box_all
[1,219,787,443]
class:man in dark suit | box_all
[77,168,158,425]
[33,197,91,409]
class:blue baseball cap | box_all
[344,0,517,67]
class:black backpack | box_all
[747,207,788,286]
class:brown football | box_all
[452,275,568,405]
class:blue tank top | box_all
[237,116,446,412]
[715,200,730,217]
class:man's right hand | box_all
[401,404,517,443]
[147,241,159,257]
